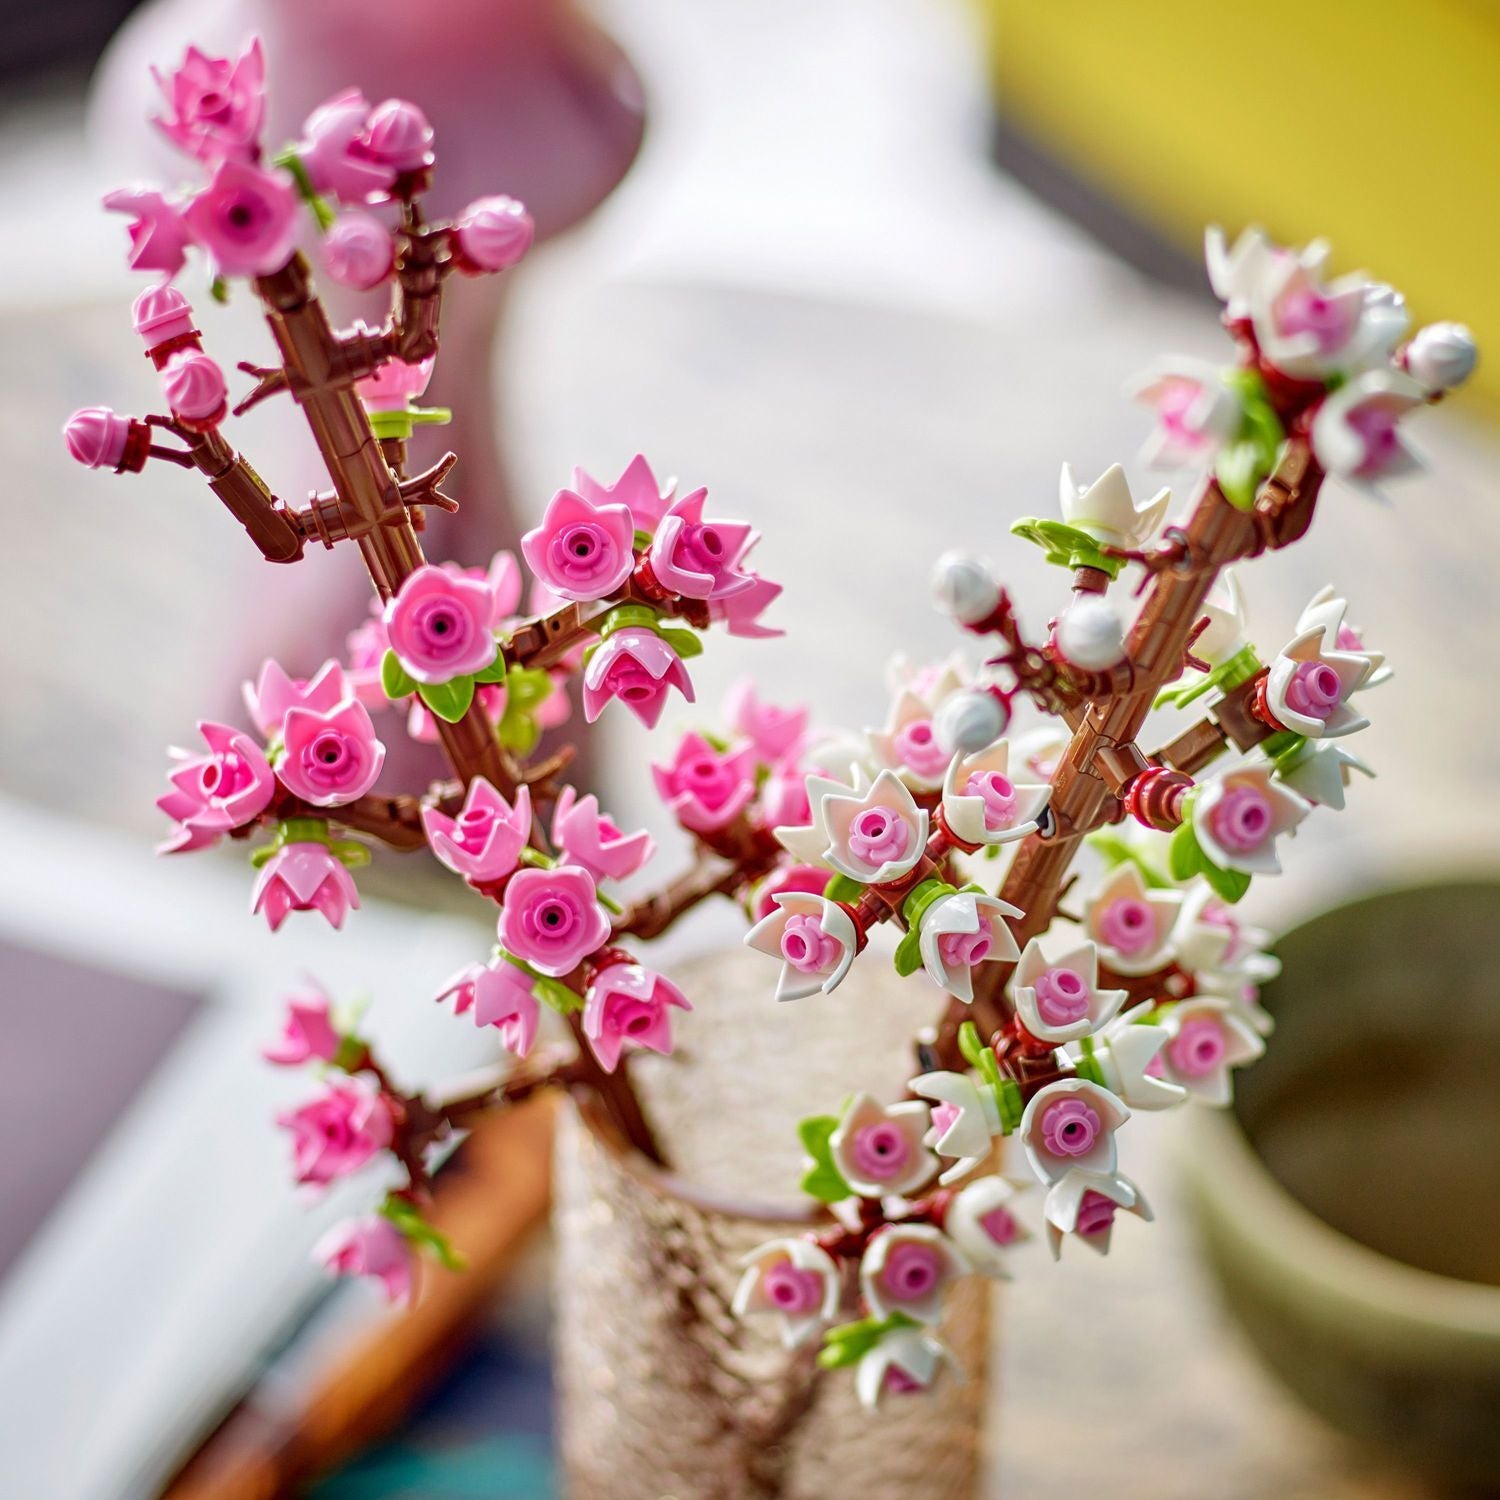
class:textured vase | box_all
[552,946,992,1499]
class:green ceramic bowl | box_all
[1181,881,1500,1485]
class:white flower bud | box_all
[1055,597,1125,671]
[931,551,1000,625]
[1405,322,1478,393]
[934,689,1007,754]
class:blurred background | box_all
[1,1,1497,1496]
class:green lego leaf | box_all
[1199,858,1252,905]
[818,1312,917,1369]
[657,626,704,661]
[417,674,476,724]
[797,1114,852,1203]
[380,649,418,701]
[1010,517,1122,578]
[892,924,925,978]
[824,874,865,905]
[1168,819,1206,882]
[473,648,508,685]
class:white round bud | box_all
[933,689,1008,754]
[1405,322,1478,393]
[931,551,1000,625]
[1056,597,1125,672]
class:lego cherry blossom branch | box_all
[67,37,787,1294]
[734,226,1475,1408]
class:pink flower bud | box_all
[64,407,136,471]
[582,962,691,1073]
[161,350,228,428]
[422,779,531,885]
[580,627,695,729]
[323,210,394,290]
[132,284,196,351]
[652,732,757,833]
[453,195,534,273]
[276,1078,393,1186]
[549,785,655,884]
[435,959,540,1058]
[251,842,360,931]
[297,89,396,203]
[1075,1190,1117,1238]
[315,1215,415,1303]
[937,928,991,969]
[893,718,948,780]
[753,863,831,920]
[263,988,343,1066]
[157,721,275,852]
[359,98,434,174]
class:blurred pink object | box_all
[132,283,196,349]
[454,195,535,273]
[63,407,134,471]
[315,1215,415,1302]
[150,36,266,163]
[322,210,395,289]
[263,989,343,1065]
[102,186,193,279]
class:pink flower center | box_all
[1168,1017,1226,1078]
[1285,660,1342,720]
[780,912,838,974]
[762,1261,822,1314]
[1040,1097,1101,1157]
[1346,402,1401,475]
[1199,900,1242,961]
[1156,378,1207,446]
[410,595,473,661]
[456,805,499,849]
[979,1206,1018,1245]
[676,522,729,579]
[551,522,617,585]
[930,1101,961,1139]
[1098,898,1155,956]
[606,659,657,703]
[893,719,949,779]
[1210,784,1273,853]
[850,1121,911,1181]
[305,729,354,785]
[524,893,581,949]
[1033,967,1089,1027]
[602,996,659,1038]
[883,1366,923,1397]
[200,748,253,801]
[680,752,738,811]
[938,928,992,969]
[847,807,912,868]
[1276,287,1357,353]
[879,1242,943,1302]
[1076,1190,1117,1237]
[964,770,1017,830]
[1336,624,1364,652]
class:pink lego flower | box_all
[752,862,831,920]
[549,785,655,884]
[582,962,692,1073]
[1129,357,1241,470]
[344,615,390,709]
[314,1215,415,1303]
[652,732,758,833]
[453,195,534,273]
[756,757,812,829]
[252,842,360,931]
[277,1078,393,1186]
[263,988,343,1066]
[497,865,611,978]
[294,89,397,204]
[322,210,394,290]
[1311,369,1426,484]
[276,700,386,808]
[356,356,434,413]
[520,488,635,602]
[421,779,532,885]
[383,564,499,684]
[102,187,193,279]
[435,959,540,1058]
[581,627,695,729]
[157,721,275,853]
[572,453,676,534]
[182,159,299,279]
[150,37,266,164]
[243,659,350,740]
[722,679,808,762]
[647,488,757,600]
[709,572,783,639]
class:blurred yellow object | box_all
[978,0,1499,411]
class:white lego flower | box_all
[829,1093,939,1200]
[744,892,859,1001]
[940,738,1050,848]
[1011,938,1128,1045]
[1058,461,1171,552]
[943,1174,1031,1277]
[733,1237,841,1348]
[1129,356,1243,470]
[1311,368,1426,483]
[1019,1078,1131,1186]
[1193,766,1310,876]
[916,889,1022,1004]
[1157,997,1265,1106]
[859,1223,970,1325]
[1083,862,1182,976]
[1090,1009,1187,1111]
[854,1325,958,1410]
[868,689,957,791]
[1042,1168,1152,1259]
